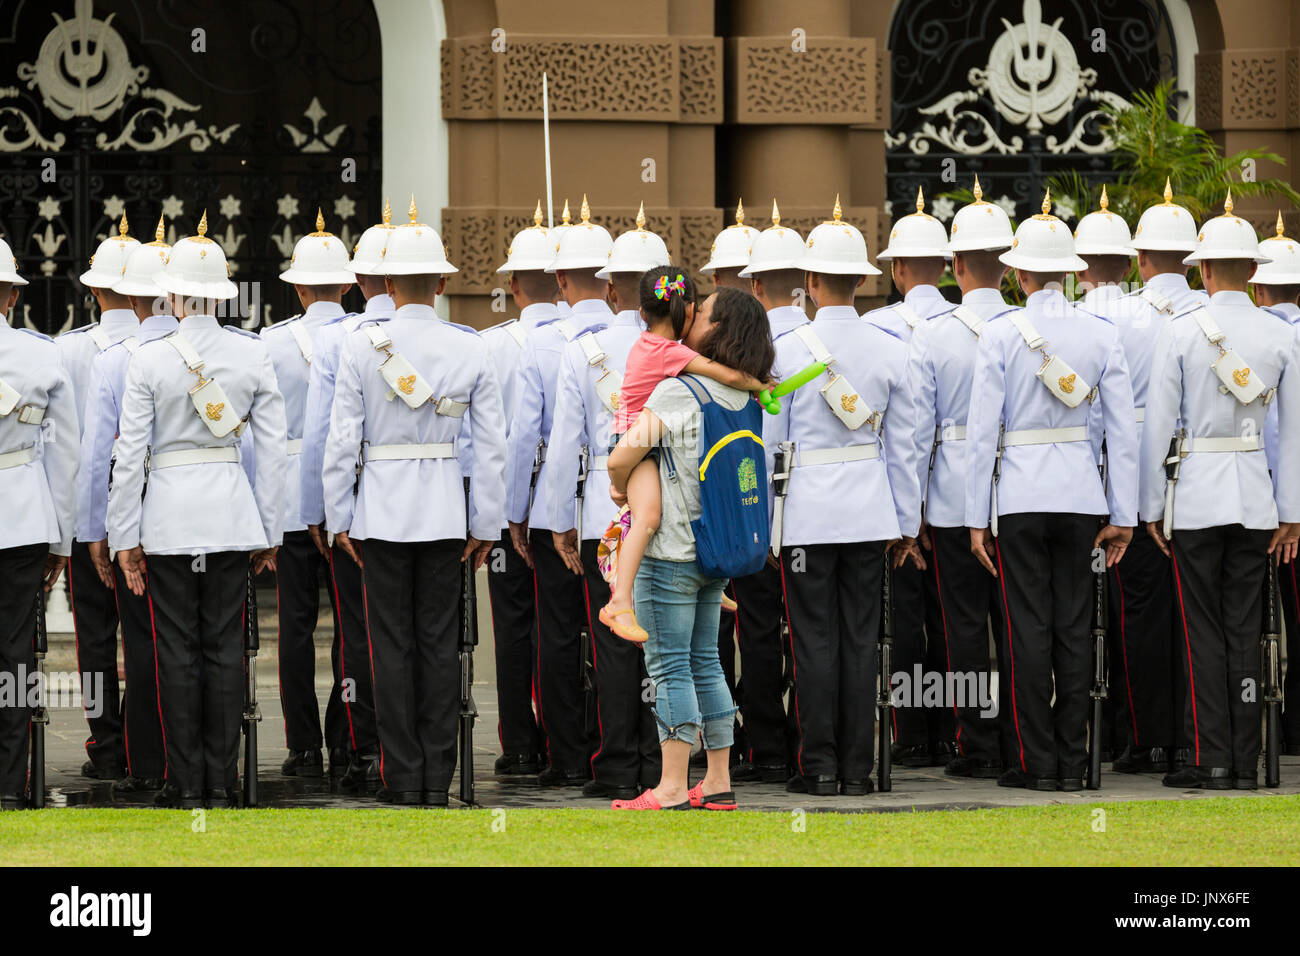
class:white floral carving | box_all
[283,97,347,153]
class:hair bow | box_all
[654,273,686,300]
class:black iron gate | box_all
[0,0,382,336]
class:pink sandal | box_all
[611,789,690,811]
[687,781,738,811]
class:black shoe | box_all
[112,775,163,794]
[1024,774,1059,792]
[153,784,203,809]
[786,774,838,795]
[930,741,956,766]
[281,749,324,777]
[422,790,450,807]
[538,767,589,787]
[997,768,1026,788]
[342,752,380,790]
[1170,747,1191,771]
[582,779,639,800]
[945,756,1001,779]
[1233,772,1258,790]
[1058,777,1084,792]
[494,753,541,776]
[0,792,23,811]
[840,778,874,796]
[1112,745,1172,774]
[1162,766,1232,790]
[730,761,759,781]
[329,747,350,780]
[81,760,125,781]
[375,788,422,805]
[893,744,931,768]
[203,788,239,809]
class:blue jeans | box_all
[635,556,737,748]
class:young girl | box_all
[600,267,766,642]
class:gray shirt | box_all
[643,375,751,562]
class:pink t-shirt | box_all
[616,331,698,432]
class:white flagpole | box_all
[543,71,554,229]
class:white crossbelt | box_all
[935,424,967,443]
[1002,425,1090,447]
[88,327,112,351]
[287,321,313,364]
[1184,435,1263,453]
[505,322,528,348]
[590,455,609,470]
[0,446,36,470]
[363,442,457,462]
[950,305,986,337]
[893,302,922,329]
[1134,407,1145,423]
[794,444,880,466]
[150,447,240,470]
[286,438,303,455]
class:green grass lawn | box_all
[3,797,1299,866]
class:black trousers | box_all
[275,530,346,752]
[328,542,376,755]
[0,543,45,794]
[1107,530,1176,752]
[1170,525,1270,771]
[780,541,884,780]
[361,538,462,792]
[147,551,248,793]
[112,562,164,779]
[68,540,123,771]
[929,526,1000,762]
[994,513,1099,779]
[531,529,589,773]
[487,531,540,759]
[891,559,957,748]
[715,591,749,763]
[582,540,660,788]
[729,563,789,769]
[1278,558,1300,747]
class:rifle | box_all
[574,446,596,739]
[459,477,479,806]
[770,441,793,557]
[1162,429,1187,541]
[242,568,261,807]
[30,586,48,809]
[1263,558,1283,788]
[1088,445,1110,791]
[877,558,895,793]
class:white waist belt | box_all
[590,455,609,471]
[1134,407,1145,423]
[1003,425,1090,447]
[1185,435,1263,453]
[795,444,880,467]
[286,438,303,455]
[936,424,967,443]
[364,442,457,462]
[151,447,241,471]
[0,446,35,470]
[11,405,45,425]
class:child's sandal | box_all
[599,605,648,643]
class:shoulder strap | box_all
[793,324,834,365]
[576,331,607,366]
[362,323,392,351]
[950,305,986,337]
[122,336,140,354]
[1186,306,1226,346]
[164,332,203,372]
[1139,286,1174,315]
[893,302,921,329]
[677,374,712,406]
[287,321,313,364]
[553,317,578,341]
[505,321,528,348]
[1005,311,1046,351]
[88,326,112,351]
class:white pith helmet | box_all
[156,212,239,300]
[945,177,1015,254]
[1072,186,1138,258]
[380,196,458,276]
[546,195,614,273]
[1182,191,1273,266]
[597,202,671,278]
[81,213,140,288]
[112,215,171,297]
[998,191,1088,273]
[280,209,354,285]
[1132,177,1199,253]
[877,187,951,260]
[700,200,758,274]
[794,195,882,276]
[739,200,807,277]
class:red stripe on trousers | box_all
[1113,566,1140,746]
[1170,549,1201,766]
[776,556,806,776]
[993,540,1027,773]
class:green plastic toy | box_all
[760,361,828,414]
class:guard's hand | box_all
[969,527,997,577]
[117,546,147,597]
[335,531,363,570]
[609,484,628,508]
[553,529,583,575]
[509,521,533,568]
[892,536,926,571]
[306,524,328,558]
[919,525,932,552]
[1094,524,1132,569]
[462,536,492,572]
[43,553,67,592]
[1269,521,1300,564]
[252,547,279,575]
[1146,521,1170,558]
[88,539,114,589]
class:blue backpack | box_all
[662,375,769,579]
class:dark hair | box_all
[639,266,696,339]
[697,287,775,383]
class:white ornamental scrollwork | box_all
[10,0,240,153]
[894,0,1129,157]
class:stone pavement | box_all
[34,585,1300,812]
